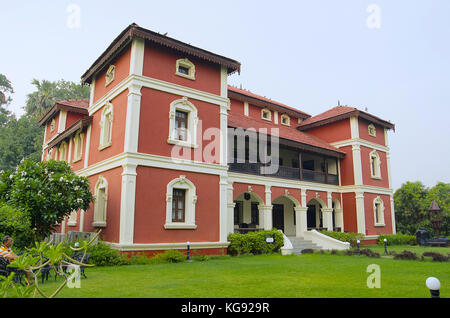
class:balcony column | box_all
[295,206,308,237]
[259,205,273,230]
[321,208,334,231]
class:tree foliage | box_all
[0,160,94,243]
[394,181,449,237]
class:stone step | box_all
[286,236,321,254]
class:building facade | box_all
[39,23,396,254]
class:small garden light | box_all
[356,240,360,256]
[426,277,440,298]
[186,241,191,262]
[383,238,388,254]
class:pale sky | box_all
[1,0,449,190]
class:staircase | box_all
[287,236,322,254]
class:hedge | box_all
[318,230,364,247]
[227,230,284,256]
[377,234,417,246]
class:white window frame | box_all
[59,142,67,161]
[368,124,376,137]
[370,150,382,179]
[50,119,56,132]
[175,58,196,80]
[92,176,108,228]
[105,65,116,87]
[373,196,385,226]
[73,131,84,162]
[164,175,197,230]
[68,210,77,227]
[99,102,113,150]
[167,97,199,148]
[280,114,290,126]
[261,108,272,121]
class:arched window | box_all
[175,58,195,80]
[73,131,84,162]
[93,176,108,227]
[370,150,381,179]
[261,109,271,121]
[59,142,67,161]
[167,97,199,148]
[99,102,113,150]
[373,196,385,226]
[165,175,197,229]
[280,114,290,126]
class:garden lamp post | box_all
[186,241,191,262]
[428,200,442,238]
[356,240,360,256]
[384,238,388,254]
[426,277,440,298]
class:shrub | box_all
[422,252,449,262]
[88,242,130,266]
[301,249,314,254]
[0,204,34,249]
[393,250,418,260]
[129,252,152,265]
[360,248,380,258]
[193,254,209,262]
[378,234,417,246]
[227,230,284,256]
[319,230,364,247]
[152,250,186,263]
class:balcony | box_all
[228,162,339,185]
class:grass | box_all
[30,251,449,298]
[367,244,449,256]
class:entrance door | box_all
[307,205,316,228]
[272,204,284,232]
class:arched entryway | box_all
[271,195,300,236]
[306,198,326,230]
[233,192,264,232]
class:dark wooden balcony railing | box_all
[228,163,339,185]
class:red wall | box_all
[45,114,60,143]
[360,146,389,188]
[339,146,354,186]
[93,45,131,104]
[306,190,327,207]
[232,183,265,202]
[138,87,221,163]
[306,119,351,144]
[342,192,358,233]
[358,118,386,146]
[134,166,220,244]
[364,193,393,235]
[143,42,221,96]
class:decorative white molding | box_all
[350,116,359,139]
[124,84,142,153]
[129,38,145,76]
[355,192,366,235]
[175,58,196,80]
[244,102,249,116]
[105,65,116,87]
[165,175,197,230]
[106,241,229,252]
[220,66,228,98]
[93,175,108,227]
[373,196,385,227]
[167,97,199,149]
[330,138,390,153]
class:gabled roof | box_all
[228,86,311,119]
[38,99,89,127]
[47,116,93,149]
[297,105,395,131]
[81,23,241,84]
[228,112,345,158]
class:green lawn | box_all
[33,252,449,298]
[366,244,449,256]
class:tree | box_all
[0,160,94,244]
[0,74,14,126]
[25,79,89,118]
[394,181,450,237]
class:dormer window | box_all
[281,114,290,126]
[368,124,376,137]
[175,58,195,80]
[105,65,116,86]
[261,109,271,121]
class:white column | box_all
[260,205,273,230]
[129,38,145,76]
[124,84,142,153]
[295,206,308,237]
[352,144,363,186]
[84,125,92,168]
[119,163,137,245]
[334,208,343,231]
[219,175,229,242]
[226,182,235,235]
[355,192,366,235]
[220,106,228,166]
[390,195,396,234]
[79,210,85,232]
[321,208,334,231]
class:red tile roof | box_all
[228,86,311,118]
[38,99,90,126]
[228,112,345,157]
[56,99,89,109]
[298,105,395,131]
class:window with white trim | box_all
[73,132,84,162]
[368,124,376,137]
[68,210,77,227]
[99,102,113,150]
[175,58,195,80]
[93,176,108,227]
[261,109,271,121]
[168,97,198,148]
[281,114,290,126]
[105,65,115,86]
[370,150,381,179]
[165,176,197,229]
[50,119,56,132]
[373,196,385,226]
[59,142,67,161]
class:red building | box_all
[39,23,395,254]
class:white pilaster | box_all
[227,182,235,235]
[79,210,85,232]
[321,208,334,231]
[355,192,366,235]
[390,196,396,234]
[244,102,249,116]
[220,66,228,98]
[84,125,91,168]
[219,176,229,242]
[119,163,137,245]
[352,144,363,186]
[58,110,67,133]
[129,38,145,76]
[295,206,308,237]
[124,84,142,153]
